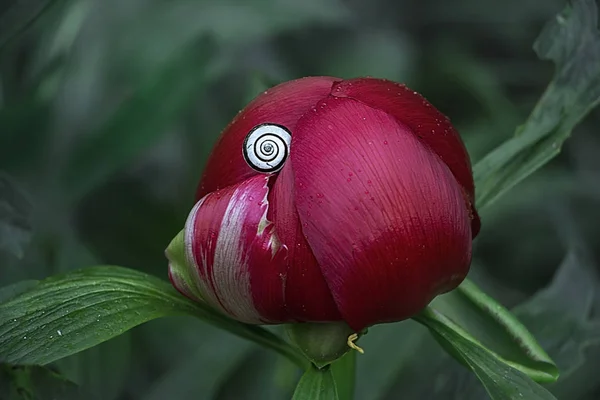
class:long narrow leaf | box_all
[0,266,307,369]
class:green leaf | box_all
[292,365,339,400]
[424,279,558,383]
[415,308,557,400]
[0,172,33,259]
[330,351,356,400]
[474,0,600,209]
[60,37,214,202]
[513,251,600,399]
[0,266,306,369]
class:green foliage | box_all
[416,308,556,399]
[60,38,215,202]
[422,280,558,382]
[0,266,197,365]
[513,251,600,399]
[292,365,339,400]
[0,266,306,369]
[330,352,356,400]
[474,0,600,209]
[2,0,600,399]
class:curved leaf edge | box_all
[456,279,559,381]
[414,305,558,384]
[0,265,308,370]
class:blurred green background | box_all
[1,0,600,399]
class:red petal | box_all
[197,76,339,200]
[331,78,480,237]
[291,97,472,331]
[270,163,341,321]
[184,175,289,323]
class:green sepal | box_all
[165,229,204,302]
[286,322,365,368]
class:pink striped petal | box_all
[291,97,472,331]
[176,175,289,323]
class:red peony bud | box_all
[166,76,480,333]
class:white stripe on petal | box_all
[209,185,264,323]
[184,179,281,324]
[184,197,230,316]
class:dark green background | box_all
[1,0,600,398]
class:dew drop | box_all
[347,178,352,182]
[57,330,62,336]
[383,140,388,145]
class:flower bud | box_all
[166,76,480,333]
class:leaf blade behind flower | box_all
[415,308,557,400]
[428,279,558,383]
[330,351,356,400]
[292,365,339,400]
[474,0,600,210]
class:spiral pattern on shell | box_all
[243,123,292,173]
